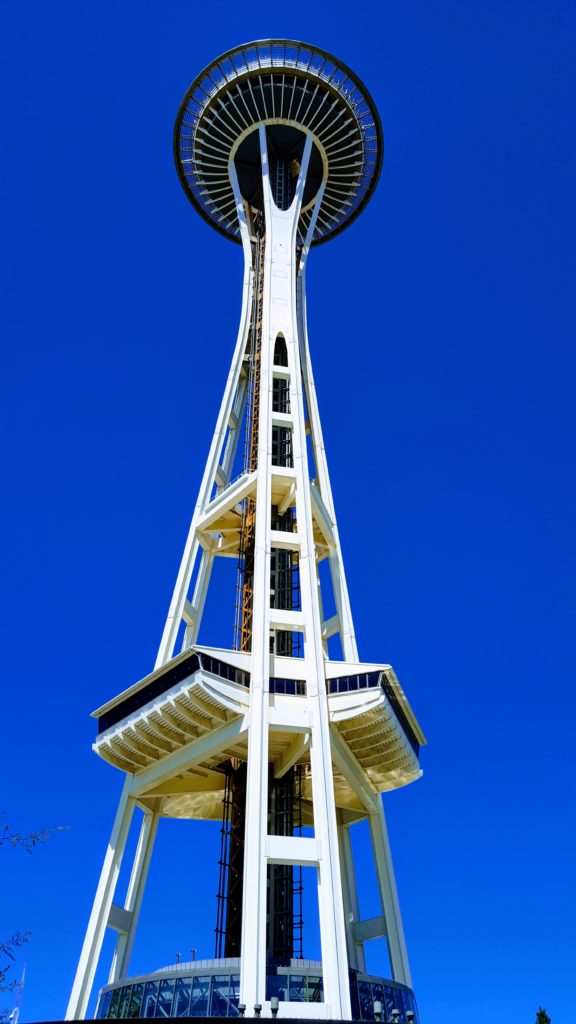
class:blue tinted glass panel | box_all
[118,986,132,1018]
[289,975,305,1001]
[190,976,210,1016]
[128,983,144,1018]
[266,973,288,1001]
[228,975,240,1017]
[371,983,384,1021]
[305,976,323,1003]
[349,975,360,1020]
[394,988,406,1019]
[210,976,230,1016]
[155,979,175,1017]
[142,981,159,1018]
[358,980,373,1020]
[109,989,122,1019]
[404,990,417,1020]
[173,978,192,1017]
[97,991,112,1019]
[384,986,396,1019]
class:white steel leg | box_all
[108,810,159,984]
[154,189,254,669]
[66,778,135,1020]
[296,270,358,663]
[337,819,366,973]
[220,375,248,483]
[368,796,412,987]
[182,550,214,650]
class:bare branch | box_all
[0,813,68,854]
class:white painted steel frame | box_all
[67,122,413,1019]
[237,128,352,1018]
[66,779,135,1020]
[152,187,360,683]
[153,173,254,669]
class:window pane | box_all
[266,973,288,1002]
[128,983,144,1019]
[358,980,373,1020]
[118,986,132,1018]
[210,975,230,1016]
[228,975,240,1017]
[97,991,112,1019]
[393,989,406,1018]
[155,979,175,1017]
[288,975,305,1002]
[383,986,396,1020]
[305,976,323,1003]
[190,976,210,1016]
[405,994,418,1023]
[371,984,384,1021]
[109,989,122,1019]
[142,981,159,1018]
[173,978,192,1018]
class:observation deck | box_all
[92,646,425,822]
[174,39,383,245]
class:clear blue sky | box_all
[2,2,575,1022]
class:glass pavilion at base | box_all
[96,961,418,1022]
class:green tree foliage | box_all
[535,1009,551,1024]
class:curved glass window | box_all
[358,980,374,1020]
[99,968,416,1020]
[371,983,384,1020]
[109,988,122,1019]
[156,979,175,1017]
[288,975,305,1001]
[266,972,289,1002]
[118,986,132,1018]
[173,978,191,1018]
[142,981,159,1018]
[210,976,230,1016]
[97,990,112,1019]
[189,976,210,1016]
[306,976,323,1003]
[229,975,240,1017]
[384,985,398,1019]
[128,983,144,1019]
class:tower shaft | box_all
[230,129,351,1016]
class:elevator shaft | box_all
[219,155,305,963]
[216,762,303,962]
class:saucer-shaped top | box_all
[174,40,383,246]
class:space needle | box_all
[66,40,425,1023]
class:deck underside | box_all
[92,646,425,821]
